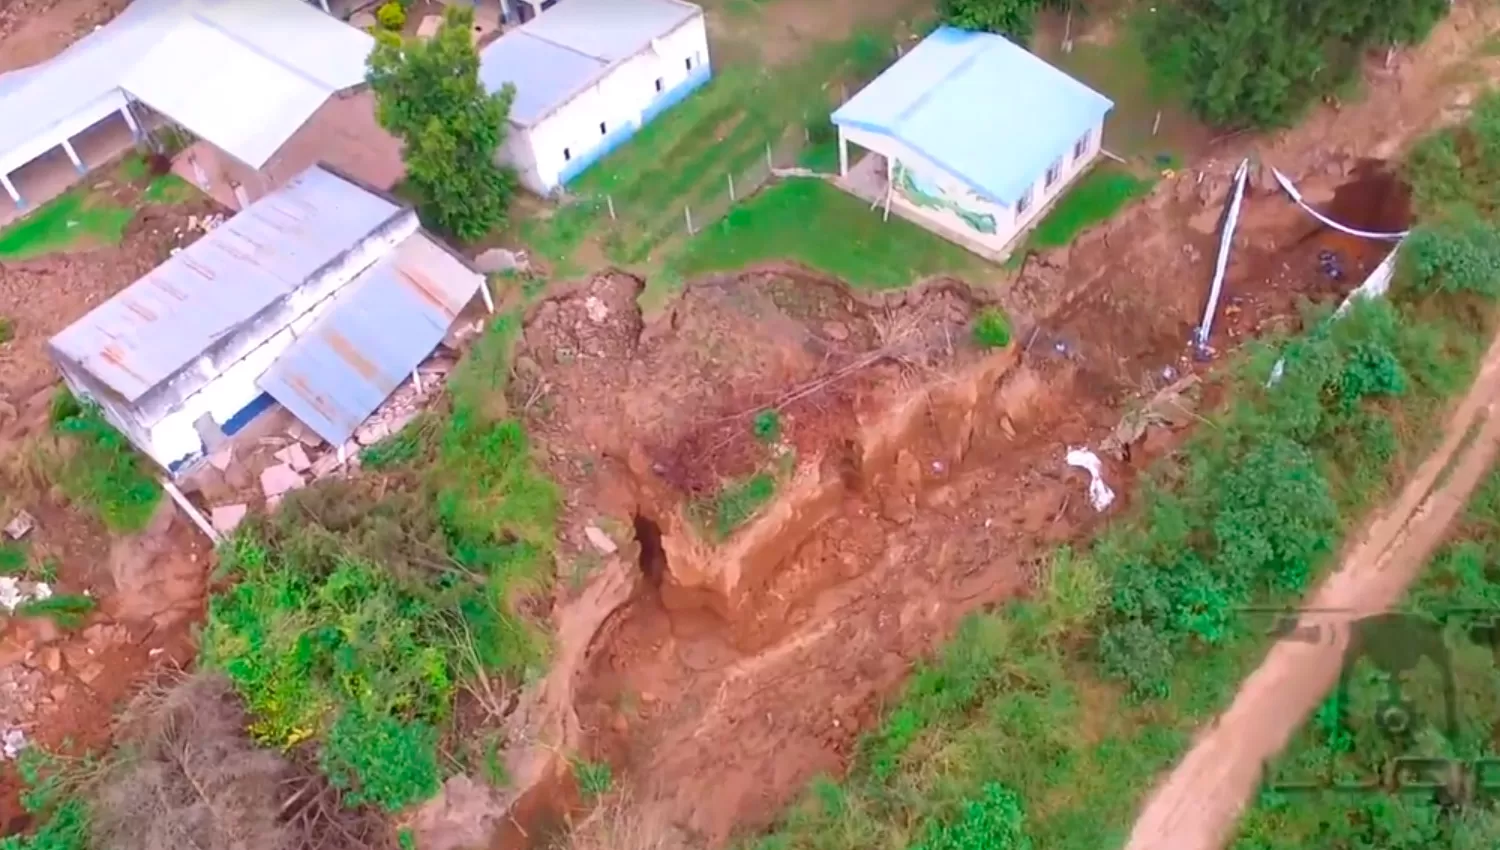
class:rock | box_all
[275,443,311,473]
[3,510,36,540]
[822,321,850,341]
[211,503,249,535]
[207,446,234,471]
[75,661,104,685]
[310,451,344,480]
[474,248,523,274]
[259,464,305,500]
[49,683,69,702]
[584,525,617,556]
[41,647,61,673]
[584,296,609,324]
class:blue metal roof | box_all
[831,26,1113,207]
[49,166,403,402]
[257,233,483,447]
[479,0,701,127]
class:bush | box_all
[15,594,96,630]
[971,308,1012,349]
[50,395,161,532]
[0,316,13,344]
[574,759,613,800]
[912,783,1034,850]
[1403,216,1500,297]
[752,409,781,443]
[376,1,406,31]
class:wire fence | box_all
[547,123,823,265]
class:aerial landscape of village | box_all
[1,0,1500,847]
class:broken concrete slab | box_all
[210,504,249,535]
[275,443,312,473]
[286,420,323,448]
[259,464,305,500]
[3,510,36,541]
[207,446,234,471]
[584,525,618,556]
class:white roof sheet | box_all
[0,0,373,173]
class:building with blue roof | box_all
[479,0,710,194]
[831,26,1113,260]
[48,164,488,475]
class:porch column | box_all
[60,139,86,175]
[838,125,849,177]
[119,104,141,140]
[1,172,24,209]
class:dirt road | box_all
[1123,327,1500,850]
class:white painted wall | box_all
[0,89,128,178]
[107,213,420,470]
[840,120,1103,257]
[510,13,709,194]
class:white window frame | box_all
[1016,187,1033,215]
[1072,130,1091,162]
[1045,157,1063,188]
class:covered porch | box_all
[0,102,146,229]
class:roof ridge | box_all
[890,33,987,133]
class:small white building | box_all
[48,165,486,475]
[478,0,711,195]
[832,27,1114,261]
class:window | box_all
[600,121,608,135]
[685,56,694,71]
[1072,130,1091,162]
[563,147,572,162]
[1016,187,1032,215]
[655,77,664,93]
[1045,157,1062,188]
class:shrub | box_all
[322,707,441,812]
[0,542,25,576]
[752,409,781,443]
[376,1,406,31]
[971,308,1012,349]
[574,759,613,800]
[1403,216,1500,297]
[912,783,1034,850]
[15,594,96,630]
[696,473,777,540]
[50,396,161,532]
[0,316,13,344]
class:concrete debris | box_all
[207,446,234,471]
[310,451,345,480]
[211,503,249,535]
[275,443,312,473]
[584,296,610,324]
[286,420,323,448]
[184,213,225,234]
[355,420,391,447]
[0,577,51,613]
[2,728,26,760]
[259,464,305,500]
[584,525,618,555]
[3,510,36,540]
[475,248,529,274]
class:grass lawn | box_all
[660,178,986,297]
[1028,166,1155,250]
[0,188,134,261]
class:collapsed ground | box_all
[1,1,1499,850]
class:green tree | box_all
[1147,0,1449,128]
[366,7,517,240]
[938,0,1076,45]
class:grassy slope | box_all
[746,95,1500,850]
[1028,167,1156,251]
[663,178,984,289]
[0,189,134,261]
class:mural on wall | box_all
[893,160,998,235]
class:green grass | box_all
[797,139,841,174]
[745,99,1500,850]
[663,178,985,292]
[0,543,26,576]
[49,392,161,533]
[202,312,559,812]
[0,316,13,345]
[519,26,905,275]
[0,189,134,261]
[1027,168,1155,250]
[142,172,196,204]
[694,472,777,541]
[15,594,96,630]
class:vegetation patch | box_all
[202,313,558,812]
[0,189,134,261]
[48,392,161,533]
[748,93,1500,850]
[1026,168,1154,251]
[693,472,778,541]
[663,178,985,292]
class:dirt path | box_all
[1123,326,1500,850]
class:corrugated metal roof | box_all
[831,27,1113,207]
[257,233,483,446]
[479,0,701,127]
[49,166,403,402]
[0,0,373,174]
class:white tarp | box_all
[1066,447,1116,511]
[1195,159,1250,353]
[1272,168,1410,241]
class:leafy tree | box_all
[366,7,518,240]
[1147,0,1449,128]
[938,0,1075,45]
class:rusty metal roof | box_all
[48,166,403,402]
[256,233,484,447]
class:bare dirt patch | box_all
[0,0,132,73]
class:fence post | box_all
[727,173,736,201]
[684,205,695,235]
[765,142,773,171]
[606,194,616,221]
